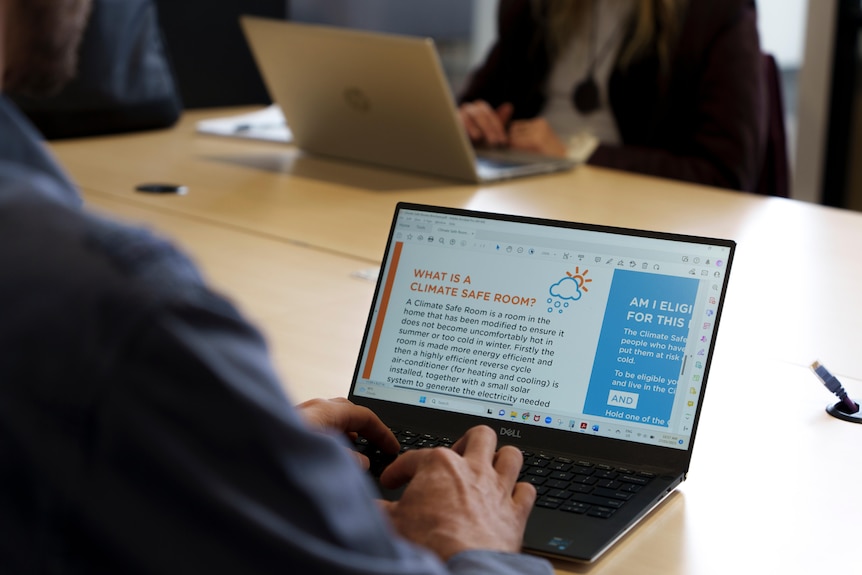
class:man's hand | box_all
[458,100,514,147]
[297,397,399,469]
[378,425,535,561]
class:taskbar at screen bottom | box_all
[353,383,691,449]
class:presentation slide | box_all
[582,270,698,427]
[362,242,698,428]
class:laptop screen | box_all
[352,204,734,451]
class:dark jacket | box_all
[460,0,766,192]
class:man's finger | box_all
[511,482,538,517]
[299,398,399,454]
[353,450,371,470]
[377,499,396,515]
[450,425,498,459]
[492,444,524,483]
[378,449,424,489]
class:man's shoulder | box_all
[0,165,239,401]
[0,165,208,321]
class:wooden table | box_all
[52,109,862,575]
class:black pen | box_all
[810,361,859,414]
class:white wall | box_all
[795,0,838,203]
[758,0,808,68]
[471,0,497,66]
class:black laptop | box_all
[348,203,735,562]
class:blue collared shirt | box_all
[0,96,552,575]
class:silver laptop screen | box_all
[353,206,734,451]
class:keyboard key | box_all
[544,479,573,490]
[593,487,633,501]
[619,474,650,486]
[572,474,598,485]
[594,469,618,480]
[560,501,590,514]
[523,475,547,486]
[587,507,615,519]
[536,496,565,509]
[570,494,627,509]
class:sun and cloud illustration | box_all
[547,267,592,314]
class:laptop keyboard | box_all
[520,454,654,518]
[354,428,655,519]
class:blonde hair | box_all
[539,0,688,74]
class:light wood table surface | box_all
[52,109,862,380]
[54,110,862,575]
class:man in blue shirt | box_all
[0,2,552,573]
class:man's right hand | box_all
[378,425,535,561]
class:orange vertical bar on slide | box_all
[362,241,404,380]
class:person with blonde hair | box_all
[459,0,765,192]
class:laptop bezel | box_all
[348,202,735,474]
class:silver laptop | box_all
[347,203,735,562]
[240,16,575,183]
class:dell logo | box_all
[499,427,521,438]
